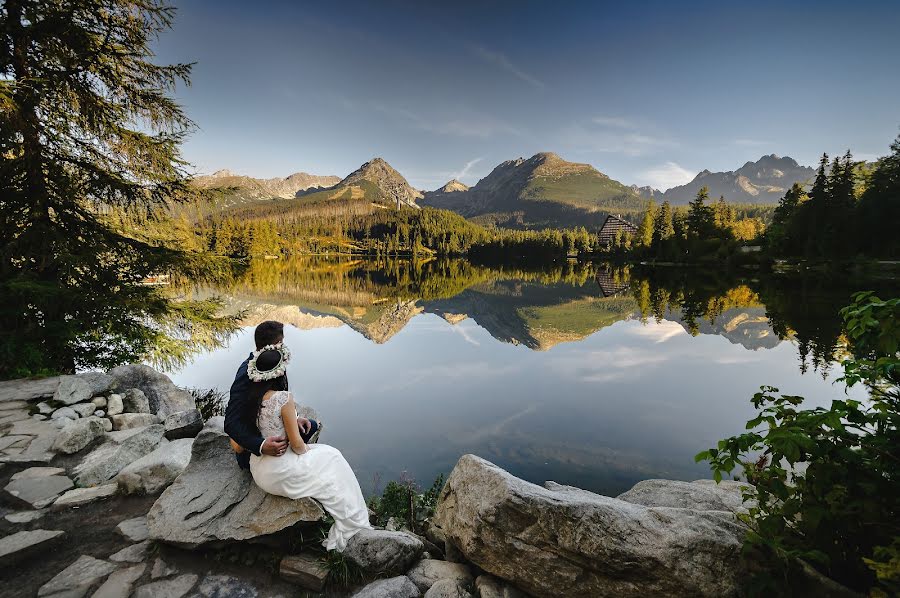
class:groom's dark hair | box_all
[254,321,284,349]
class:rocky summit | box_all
[193,169,341,207]
[297,157,423,209]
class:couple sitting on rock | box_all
[224,320,371,551]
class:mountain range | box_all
[198,152,815,227]
[660,155,815,205]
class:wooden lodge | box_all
[597,214,639,246]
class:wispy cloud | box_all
[561,124,676,157]
[639,162,696,191]
[469,44,545,89]
[591,116,636,129]
[453,157,483,180]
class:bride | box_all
[246,343,371,550]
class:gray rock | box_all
[107,394,124,416]
[4,474,73,508]
[163,409,203,440]
[352,576,422,598]
[150,557,176,579]
[0,435,30,451]
[474,575,527,598]
[73,424,165,487]
[345,528,424,575]
[279,554,328,591]
[433,455,748,598]
[5,510,45,523]
[424,579,473,598]
[116,516,149,542]
[54,483,118,507]
[203,416,225,432]
[78,372,116,396]
[197,574,259,597]
[53,376,93,406]
[72,402,97,418]
[11,466,65,480]
[52,416,106,454]
[147,428,323,547]
[133,574,198,598]
[0,529,64,564]
[101,418,113,432]
[616,478,752,512]
[92,563,146,598]
[407,560,473,593]
[123,388,151,414]
[93,396,108,408]
[51,406,78,420]
[95,410,106,417]
[111,413,159,431]
[109,540,150,563]
[36,401,53,415]
[37,554,119,597]
[0,376,61,402]
[108,364,195,419]
[52,416,74,429]
[115,437,192,495]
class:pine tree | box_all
[639,200,656,247]
[0,0,235,376]
[687,186,714,238]
[653,201,675,247]
[857,133,900,256]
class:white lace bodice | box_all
[257,391,296,438]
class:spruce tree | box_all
[0,0,234,376]
[857,133,900,256]
[638,200,656,247]
[653,200,675,247]
[687,186,714,239]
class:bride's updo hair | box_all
[248,348,289,414]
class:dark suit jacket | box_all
[225,354,280,469]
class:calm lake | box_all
[160,258,895,497]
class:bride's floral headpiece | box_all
[247,342,291,382]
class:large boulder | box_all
[122,388,151,414]
[73,425,165,487]
[617,478,751,512]
[406,560,473,594]
[51,416,106,454]
[147,428,323,547]
[163,409,203,440]
[107,364,195,418]
[352,576,422,598]
[115,438,193,495]
[432,455,748,598]
[344,529,424,575]
[111,413,159,431]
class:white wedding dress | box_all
[249,391,371,551]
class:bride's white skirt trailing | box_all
[250,444,371,551]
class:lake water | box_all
[161,258,893,497]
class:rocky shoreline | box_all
[0,368,852,597]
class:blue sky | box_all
[155,0,900,191]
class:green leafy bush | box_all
[368,473,445,534]
[697,292,900,595]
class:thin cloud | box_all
[453,157,483,180]
[561,121,677,157]
[592,116,636,129]
[469,44,545,89]
[639,162,696,191]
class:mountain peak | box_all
[665,156,814,205]
[436,179,469,193]
[210,168,237,178]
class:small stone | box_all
[31,414,47,421]
[52,416,106,454]
[5,510,45,524]
[407,560,473,593]
[351,576,421,598]
[116,516,149,542]
[10,466,65,480]
[150,557,177,579]
[115,437,192,495]
[54,483,118,507]
[196,574,259,597]
[122,388,151,414]
[52,416,73,428]
[95,410,106,417]
[106,394,124,416]
[4,475,74,508]
[163,409,203,440]
[0,529,64,564]
[93,396,108,408]
[111,413,158,431]
[424,579,474,598]
[475,575,528,598]
[37,554,118,596]
[133,574,198,598]
[109,540,150,563]
[36,402,53,415]
[92,563,146,598]
[53,376,94,406]
[344,528,424,575]
[72,402,97,418]
[279,554,328,592]
[101,418,113,432]
[51,406,78,420]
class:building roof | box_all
[598,215,638,246]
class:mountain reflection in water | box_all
[164,257,893,495]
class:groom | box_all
[225,320,319,469]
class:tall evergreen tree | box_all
[0,0,234,377]
[857,133,900,257]
[653,200,675,247]
[687,186,715,238]
[638,200,656,247]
